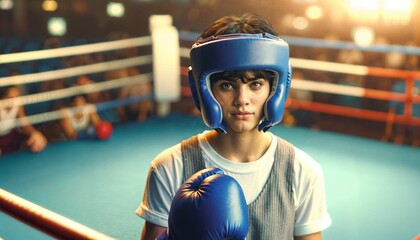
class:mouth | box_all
[233,111,252,115]
[232,111,253,119]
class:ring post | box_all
[149,15,180,117]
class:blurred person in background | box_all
[58,94,102,140]
[382,41,419,147]
[75,75,121,124]
[0,86,47,155]
[383,79,420,147]
[104,31,153,123]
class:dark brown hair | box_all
[199,13,278,39]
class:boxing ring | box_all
[1,15,420,240]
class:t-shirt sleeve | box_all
[136,144,183,227]
[293,147,332,236]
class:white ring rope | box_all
[290,58,368,75]
[0,73,152,130]
[0,73,152,107]
[0,36,152,64]
[179,47,369,76]
[0,55,153,87]
[1,36,155,131]
[2,36,417,132]
[291,79,364,96]
[7,94,152,130]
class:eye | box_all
[249,80,265,89]
[218,81,234,90]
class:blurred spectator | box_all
[304,52,336,105]
[336,49,364,108]
[118,67,153,122]
[382,80,420,147]
[402,41,419,71]
[0,86,47,155]
[75,75,120,123]
[36,77,69,143]
[38,36,68,112]
[9,70,28,95]
[39,36,65,71]
[39,78,67,110]
[58,94,101,140]
[65,52,104,83]
[284,71,320,129]
[104,31,153,122]
[362,36,391,112]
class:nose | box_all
[233,84,250,107]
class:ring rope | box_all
[0,73,152,107]
[288,100,420,126]
[180,48,420,78]
[180,66,419,103]
[1,36,154,132]
[0,188,115,240]
[0,55,153,87]
[290,58,368,75]
[291,79,407,101]
[179,31,420,56]
[0,36,152,64]
[5,94,153,131]
[283,36,420,56]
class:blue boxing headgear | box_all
[188,33,292,133]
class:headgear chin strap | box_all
[188,33,292,133]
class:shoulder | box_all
[150,143,182,170]
[151,134,203,171]
[292,146,332,235]
[292,145,326,201]
[293,146,322,173]
[84,104,96,112]
[292,146,325,197]
[60,108,72,118]
[146,143,185,199]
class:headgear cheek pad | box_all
[188,33,291,133]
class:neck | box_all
[205,129,272,163]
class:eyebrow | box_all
[217,76,264,82]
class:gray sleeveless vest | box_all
[181,135,295,240]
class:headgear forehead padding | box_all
[188,33,291,133]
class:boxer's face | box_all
[211,71,270,133]
[72,96,87,107]
[1,87,20,111]
[3,87,19,99]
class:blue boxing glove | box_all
[159,167,248,240]
[76,125,98,140]
[76,122,113,140]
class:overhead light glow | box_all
[48,17,66,36]
[346,0,380,23]
[382,0,413,25]
[306,6,323,20]
[352,26,375,47]
[383,0,411,11]
[42,0,58,12]
[0,0,13,10]
[292,17,309,30]
[348,0,380,11]
[345,0,413,25]
[107,2,125,18]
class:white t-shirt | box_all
[63,104,95,132]
[137,131,332,236]
[0,98,19,136]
